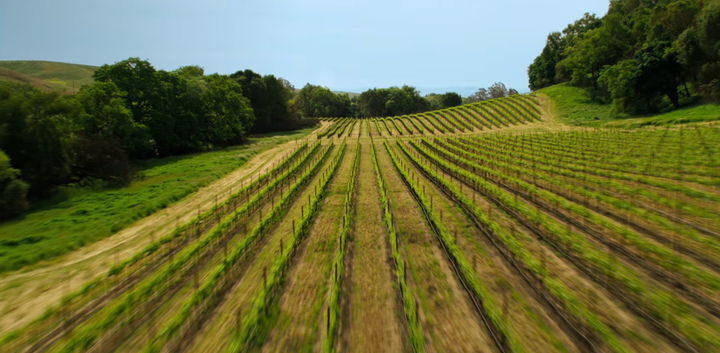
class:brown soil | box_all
[407,145,683,352]
[0,129,324,336]
[338,141,406,353]
[259,142,355,352]
[185,144,339,352]
[376,143,499,353]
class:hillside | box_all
[2,91,719,352]
[538,83,720,128]
[0,60,97,93]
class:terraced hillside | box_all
[318,95,548,139]
[2,95,720,353]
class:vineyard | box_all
[2,95,720,353]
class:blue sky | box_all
[1,0,609,94]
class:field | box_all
[0,61,98,93]
[0,129,316,274]
[1,95,719,353]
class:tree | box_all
[440,92,462,108]
[466,88,489,103]
[74,82,153,158]
[385,88,413,116]
[201,75,255,146]
[70,138,131,186]
[508,88,519,96]
[0,83,75,195]
[598,60,642,113]
[635,40,683,109]
[488,82,508,99]
[528,32,566,90]
[557,14,631,90]
[528,13,602,91]
[150,70,203,156]
[279,78,295,92]
[231,70,297,133]
[174,65,204,79]
[93,58,159,123]
[696,1,720,101]
[0,150,29,220]
[356,88,386,117]
[528,0,718,108]
[297,84,352,118]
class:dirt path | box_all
[409,145,682,353]
[376,144,498,353]
[338,141,406,353]
[392,143,576,353]
[349,120,361,139]
[186,144,339,352]
[259,142,355,353]
[115,197,276,353]
[0,125,327,336]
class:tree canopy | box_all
[0,57,265,214]
[528,0,720,113]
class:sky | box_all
[0,0,609,95]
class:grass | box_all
[538,82,720,128]
[0,128,314,274]
[536,83,613,125]
[602,104,720,128]
[0,61,97,93]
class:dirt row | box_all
[395,141,683,352]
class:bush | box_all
[0,151,29,221]
[70,138,132,186]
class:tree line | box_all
[0,57,317,220]
[463,82,519,104]
[0,55,516,220]
[528,0,720,114]
[297,84,518,119]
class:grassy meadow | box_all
[0,128,314,274]
[0,61,97,93]
[538,83,720,127]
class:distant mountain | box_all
[0,61,98,93]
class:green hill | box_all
[538,83,720,128]
[0,60,98,93]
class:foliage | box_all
[73,81,153,158]
[296,84,353,118]
[0,151,28,220]
[0,57,270,214]
[0,82,75,196]
[94,58,255,156]
[0,129,313,273]
[488,82,508,99]
[464,87,488,103]
[464,82,519,104]
[356,86,430,117]
[529,0,720,112]
[230,70,302,133]
[527,13,603,91]
[228,142,342,352]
